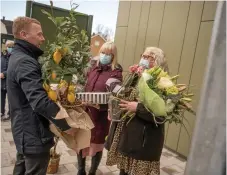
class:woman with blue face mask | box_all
[76,41,123,175]
[106,47,169,175]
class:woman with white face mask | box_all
[139,47,169,72]
[105,47,169,175]
[76,41,123,175]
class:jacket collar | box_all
[97,64,112,71]
[14,39,43,59]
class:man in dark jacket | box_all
[7,16,69,175]
[1,40,14,121]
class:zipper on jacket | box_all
[142,126,146,147]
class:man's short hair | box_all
[12,17,41,38]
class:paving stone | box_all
[3,136,14,142]
[167,165,184,173]
[160,156,183,167]
[103,172,114,175]
[1,165,14,175]
[57,172,75,175]
[55,165,69,174]
[67,150,77,156]
[86,159,92,167]
[9,152,17,165]
[162,165,182,175]
[1,153,14,167]
[1,142,10,148]
[9,141,15,146]
[64,163,77,172]
[176,162,187,170]
[1,121,11,126]
[160,169,170,175]
[112,170,120,175]
[100,157,107,166]
[59,155,77,165]
[99,165,111,174]
[95,169,102,175]
[4,128,12,133]
[107,165,118,172]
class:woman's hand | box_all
[119,100,138,112]
[107,109,111,121]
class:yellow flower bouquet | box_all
[138,66,196,125]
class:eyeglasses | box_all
[140,54,156,62]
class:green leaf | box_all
[55,17,64,26]
[47,17,56,26]
[41,9,51,17]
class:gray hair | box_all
[143,47,169,73]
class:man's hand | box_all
[119,100,138,113]
[0,73,5,79]
[65,128,78,135]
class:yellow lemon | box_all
[48,90,57,101]
[63,48,68,55]
[68,85,75,92]
[67,92,75,103]
[51,72,57,80]
[53,51,62,64]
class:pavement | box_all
[1,120,187,175]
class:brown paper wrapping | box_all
[50,103,94,151]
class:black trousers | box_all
[13,152,50,175]
[1,89,9,116]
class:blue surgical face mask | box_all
[139,58,150,69]
[99,53,112,65]
[7,47,12,54]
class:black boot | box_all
[77,151,86,175]
[88,151,103,175]
[119,169,128,175]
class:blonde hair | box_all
[13,17,41,38]
[5,40,14,47]
[143,47,169,72]
[98,41,118,70]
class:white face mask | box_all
[139,58,150,69]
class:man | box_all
[1,40,14,121]
[7,17,69,175]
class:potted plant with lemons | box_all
[39,1,93,174]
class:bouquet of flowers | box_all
[138,66,196,125]
[109,64,196,127]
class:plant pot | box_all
[47,156,60,174]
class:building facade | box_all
[114,1,217,157]
[1,17,14,51]
[90,34,106,57]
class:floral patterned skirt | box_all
[106,120,160,175]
